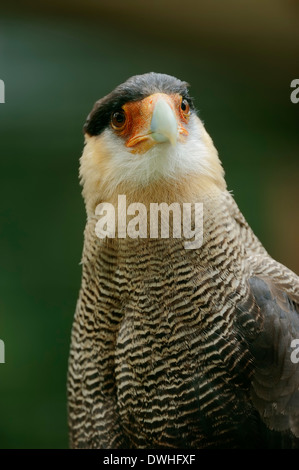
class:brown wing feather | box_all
[239,276,299,439]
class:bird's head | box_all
[80,72,226,213]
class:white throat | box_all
[99,115,219,188]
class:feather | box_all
[68,73,299,449]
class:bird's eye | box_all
[111,110,126,130]
[180,99,190,118]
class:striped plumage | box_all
[68,73,299,448]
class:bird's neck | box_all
[81,176,229,267]
[86,170,226,215]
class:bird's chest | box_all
[114,282,205,446]
[97,240,246,446]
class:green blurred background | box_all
[0,0,298,449]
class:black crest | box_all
[84,72,194,136]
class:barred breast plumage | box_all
[67,73,299,449]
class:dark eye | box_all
[111,109,126,130]
[181,99,190,116]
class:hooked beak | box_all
[125,93,188,153]
[150,98,178,146]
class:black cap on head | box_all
[84,72,194,136]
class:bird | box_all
[67,72,299,449]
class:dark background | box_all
[0,1,298,449]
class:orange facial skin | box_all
[111,93,190,154]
